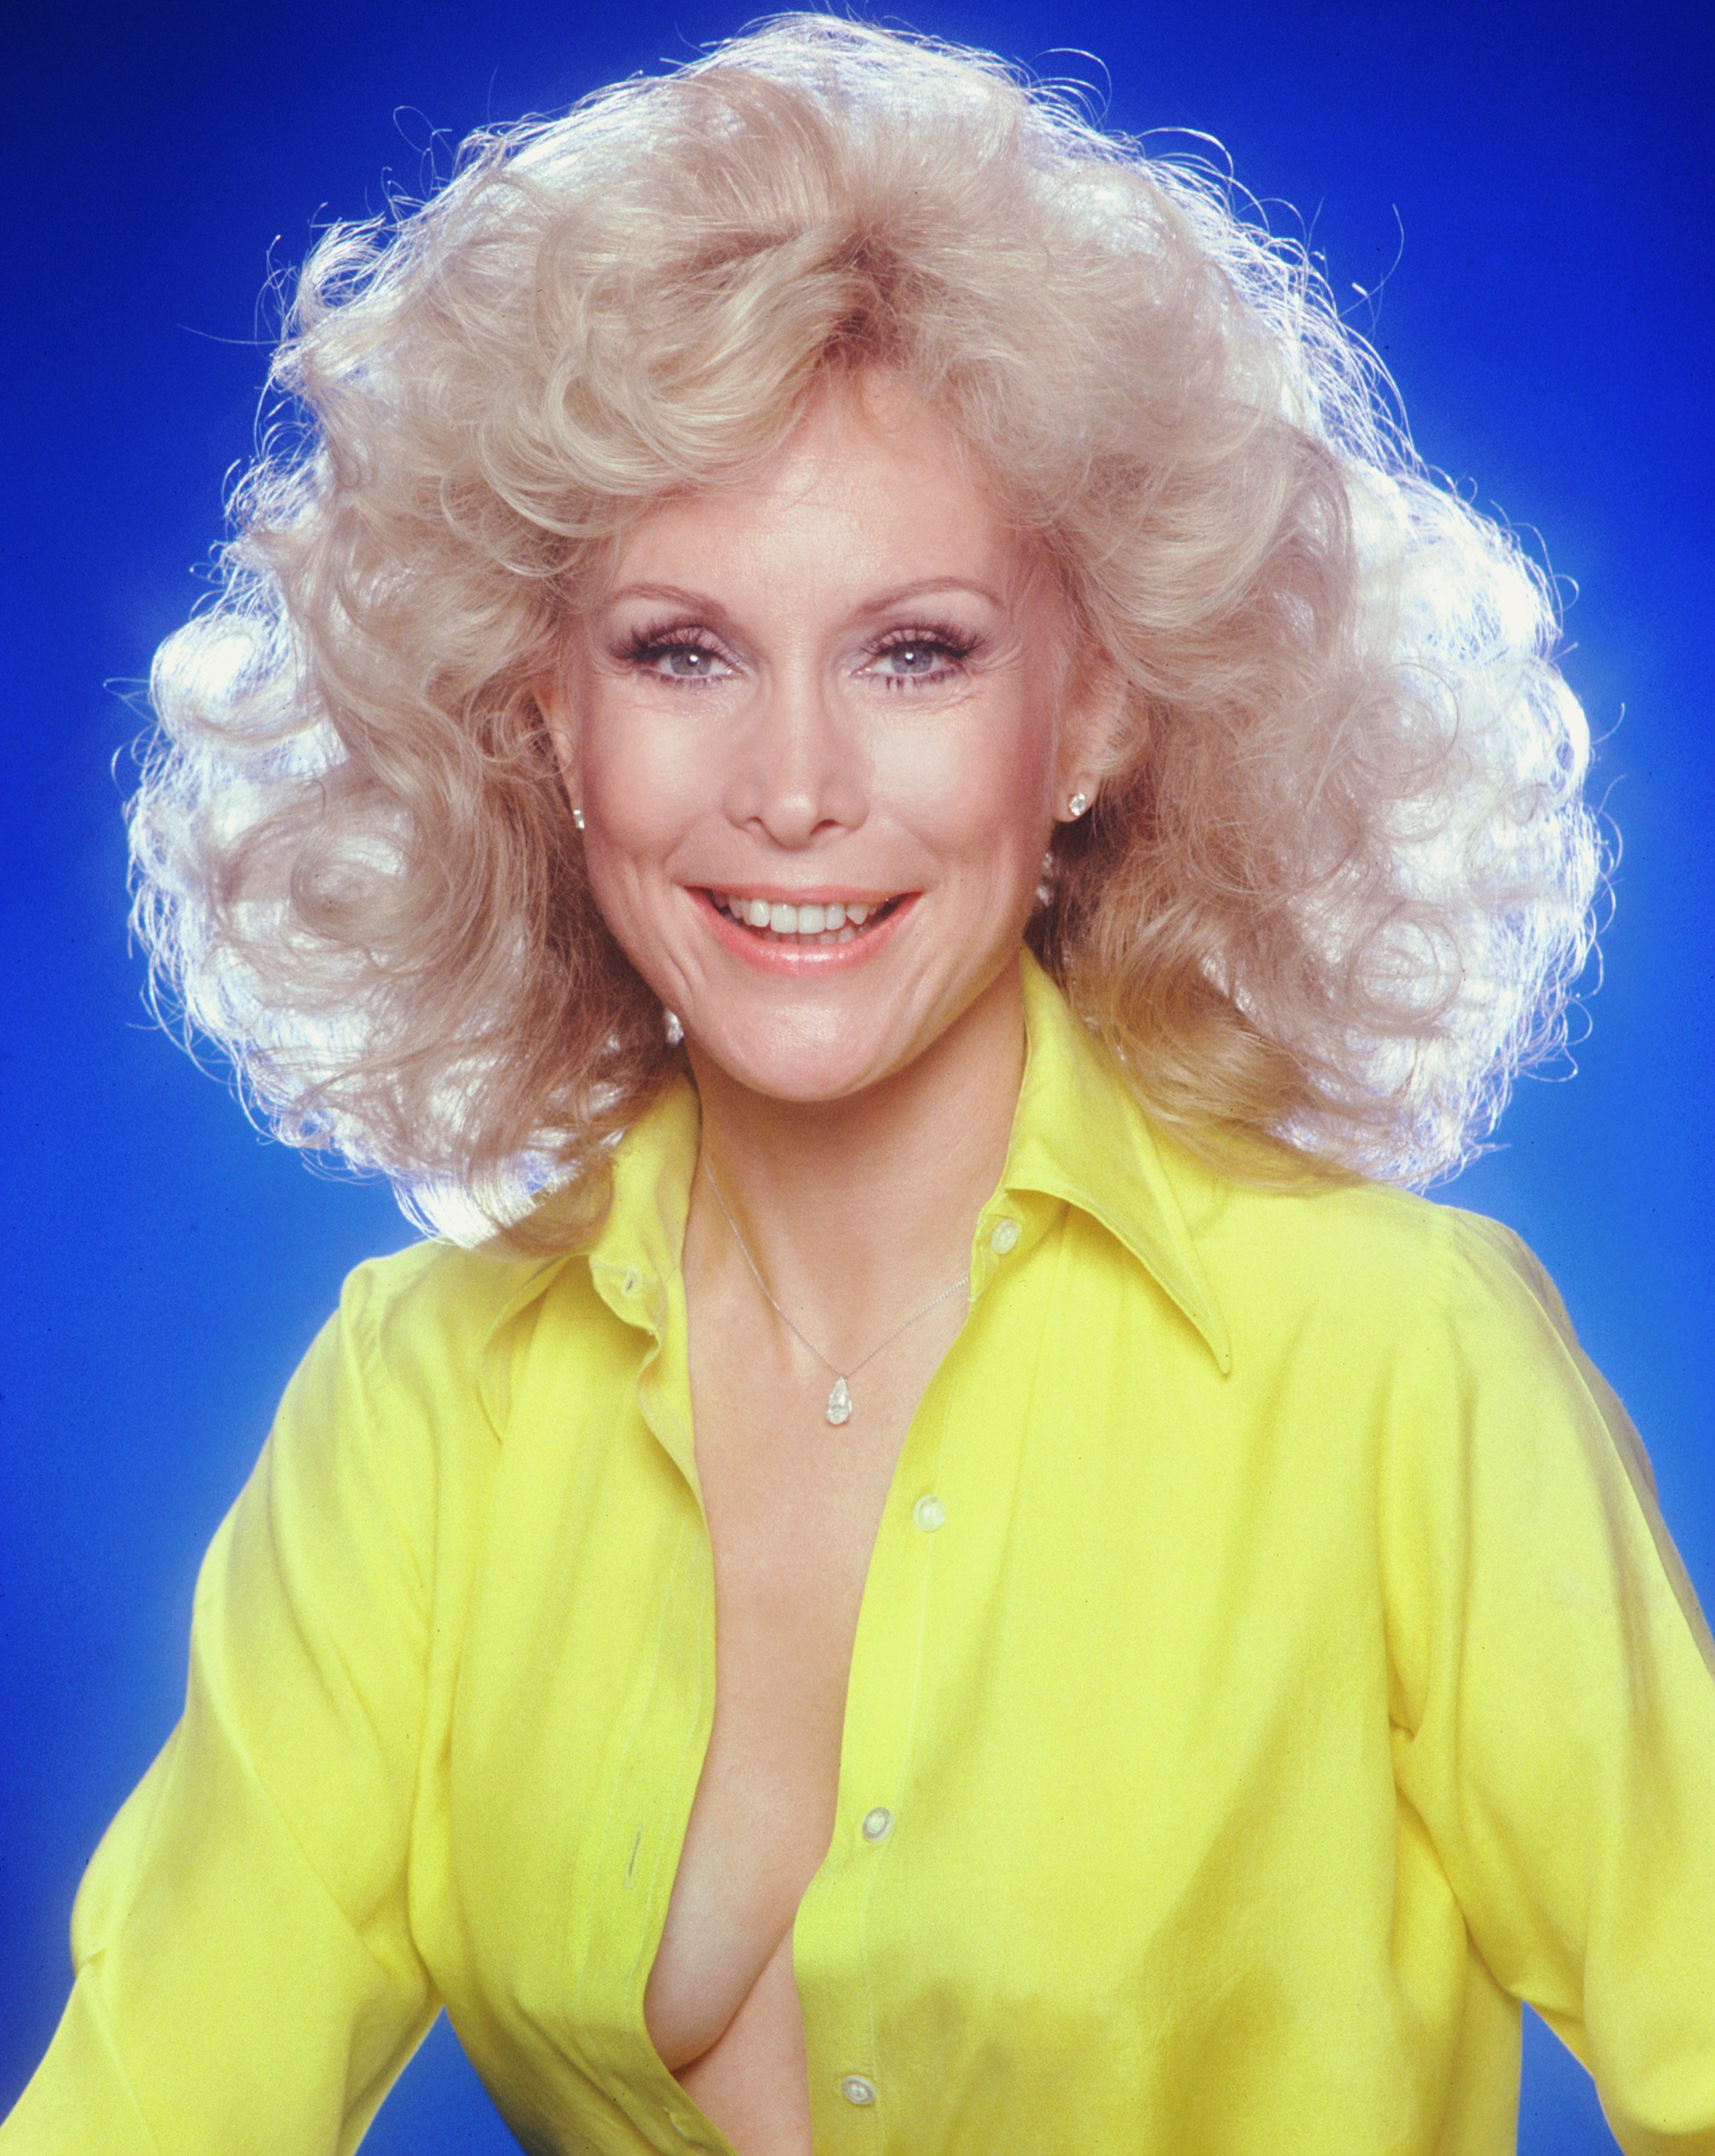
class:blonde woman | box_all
[7,18,1712,2156]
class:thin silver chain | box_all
[699,1154,970,1393]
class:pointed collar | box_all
[1005,951,1231,1371]
[484,949,1230,1374]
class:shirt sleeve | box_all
[1384,1210,1715,2154]
[0,1265,439,2155]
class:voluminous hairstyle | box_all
[132,14,1601,1245]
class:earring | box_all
[664,1009,685,1047]
[572,806,586,831]
[1067,791,1090,819]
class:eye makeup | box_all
[610,615,984,691]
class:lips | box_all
[706,891,902,945]
[690,885,917,969]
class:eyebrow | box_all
[599,576,1009,617]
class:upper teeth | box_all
[718,895,877,936]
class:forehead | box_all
[607,379,1040,604]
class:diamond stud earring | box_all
[572,806,586,830]
[1067,791,1090,818]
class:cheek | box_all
[881,698,1057,864]
[579,694,722,860]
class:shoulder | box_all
[303,1235,584,1451]
[1179,1158,1658,1497]
[336,1234,570,1358]
[255,1239,586,1584]
[1153,1132,1579,1383]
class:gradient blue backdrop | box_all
[3,3,1709,2149]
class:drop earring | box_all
[572,806,585,831]
[1067,791,1090,819]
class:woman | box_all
[7,15,1712,2155]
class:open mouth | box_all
[705,892,908,946]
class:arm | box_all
[1,1264,440,2155]
[1385,1213,1715,2154]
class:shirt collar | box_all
[484,948,1230,1375]
[1001,950,1231,1373]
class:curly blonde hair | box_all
[131,14,1601,1244]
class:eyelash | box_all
[868,625,979,689]
[617,621,979,691]
[619,625,727,684]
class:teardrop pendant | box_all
[825,1375,853,1427]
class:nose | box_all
[722,659,868,847]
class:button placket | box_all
[800,1332,955,2146]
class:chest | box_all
[430,1227,1405,2148]
[685,1271,971,1771]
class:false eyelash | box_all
[870,621,979,662]
[618,620,726,664]
[614,617,981,675]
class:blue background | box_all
[2,3,1709,2149]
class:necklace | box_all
[700,1155,971,1427]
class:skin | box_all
[540,374,1110,2155]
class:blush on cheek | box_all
[583,731,715,841]
[883,700,1054,827]
[955,769,1054,889]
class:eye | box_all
[862,628,977,688]
[623,630,737,685]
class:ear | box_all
[532,668,581,798]
[1054,649,1126,815]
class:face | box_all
[541,379,1104,1105]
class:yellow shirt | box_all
[7,953,1715,2156]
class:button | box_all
[912,1495,945,1532]
[989,1216,1020,1254]
[841,2075,877,2107]
[623,1269,640,1295]
[860,1806,893,1842]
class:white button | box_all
[841,2075,877,2106]
[990,1217,1019,1254]
[860,1806,893,1841]
[912,1495,945,1533]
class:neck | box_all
[683,958,1026,1360]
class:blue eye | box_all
[881,642,943,674]
[653,645,723,678]
[868,630,975,684]
[624,632,734,683]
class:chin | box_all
[688,1032,904,1105]
[681,998,931,1103]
